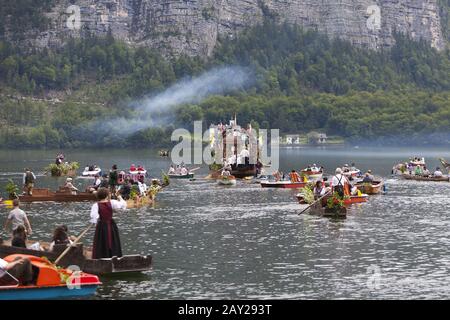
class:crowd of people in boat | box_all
[311,168,373,200]
[168,164,190,176]
[17,163,156,202]
[392,157,446,177]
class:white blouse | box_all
[90,199,127,224]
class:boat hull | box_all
[217,176,237,185]
[355,181,384,195]
[402,175,449,182]
[0,243,152,275]
[261,181,308,189]
[168,173,194,179]
[18,188,97,203]
[308,202,347,218]
[344,195,368,205]
[0,285,98,300]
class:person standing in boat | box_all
[90,188,127,259]
[4,199,32,236]
[109,165,119,194]
[331,168,350,198]
[22,168,36,196]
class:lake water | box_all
[1,146,450,299]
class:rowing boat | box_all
[344,194,368,204]
[355,180,384,195]
[217,175,237,186]
[402,174,449,182]
[18,188,97,203]
[168,173,194,179]
[0,241,152,275]
[0,254,101,300]
[261,180,308,189]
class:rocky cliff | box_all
[3,0,446,56]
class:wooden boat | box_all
[402,174,449,182]
[308,202,347,218]
[261,180,308,189]
[355,180,384,195]
[0,241,152,275]
[217,175,237,186]
[344,194,368,205]
[168,173,194,179]
[0,254,100,300]
[18,188,97,203]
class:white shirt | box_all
[0,258,7,269]
[180,168,188,175]
[94,178,101,187]
[331,174,348,187]
[8,208,27,231]
[138,182,147,195]
[434,170,443,177]
[168,167,175,174]
[90,199,127,224]
[0,258,7,278]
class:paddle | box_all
[188,167,201,172]
[54,224,93,266]
[298,191,331,215]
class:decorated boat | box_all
[18,188,97,203]
[125,180,166,209]
[0,254,101,300]
[45,162,79,177]
[402,174,449,182]
[217,175,237,186]
[261,180,308,189]
[81,166,102,177]
[0,242,152,275]
[208,116,261,179]
[308,202,347,218]
[355,180,384,195]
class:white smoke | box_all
[90,66,252,137]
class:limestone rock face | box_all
[5,0,446,55]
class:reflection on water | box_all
[1,147,450,299]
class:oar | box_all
[54,224,93,266]
[188,167,201,172]
[298,191,331,215]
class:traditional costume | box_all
[90,198,127,259]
